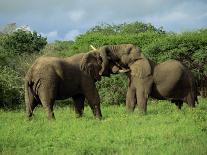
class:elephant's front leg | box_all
[135,78,152,114]
[83,83,102,119]
[136,89,148,114]
[126,86,136,113]
[72,94,85,117]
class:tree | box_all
[1,29,47,54]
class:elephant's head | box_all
[110,55,156,78]
[130,59,152,79]
[80,51,103,81]
[96,44,142,76]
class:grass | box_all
[0,98,207,155]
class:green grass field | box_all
[0,98,207,155]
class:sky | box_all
[0,0,207,42]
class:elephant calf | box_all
[25,52,103,120]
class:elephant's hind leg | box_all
[186,92,196,108]
[72,94,85,117]
[41,97,55,120]
[38,86,56,120]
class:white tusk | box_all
[118,69,130,73]
[90,45,97,50]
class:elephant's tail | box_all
[192,83,199,105]
[25,79,38,117]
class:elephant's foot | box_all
[27,115,33,121]
[47,112,55,120]
[26,111,34,121]
[138,110,147,115]
[75,108,84,118]
[92,105,102,120]
[126,108,135,113]
[174,100,183,110]
[94,111,102,120]
[75,113,83,118]
[95,111,102,120]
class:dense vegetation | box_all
[0,99,207,154]
[0,24,47,108]
[0,21,207,108]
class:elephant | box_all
[123,57,198,113]
[90,44,198,113]
[25,51,103,120]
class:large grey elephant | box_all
[91,44,197,113]
[25,51,103,120]
[123,57,198,113]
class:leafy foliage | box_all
[0,66,23,109]
[88,22,165,34]
[42,40,76,57]
[0,29,47,54]
[97,74,128,105]
[0,25,47,108]
[71,22,166,52]
[143,30,207,79]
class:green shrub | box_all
[0,66,23,109]
[143,30,207,78]
[42,40,78,57]
[97,74,128,105]
[71,22,166,52]
[0,29,47,54]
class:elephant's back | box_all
[153,59,189,98]
[154,60,185,78]
[26,57,66,81]
[155,60,184,70]
[65,53,85,64]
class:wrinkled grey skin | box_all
[96,44,142,76]
[25,52,102,120]
[125,57,198,113]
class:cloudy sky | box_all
[0,0,207,42]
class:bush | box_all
[143,30,207,78]
[42,40,77,57]
[71,22,166,52]
[0,66,23,109]
[97,74,128,105]
[0,29,47,54]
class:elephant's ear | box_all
[130,58,152,79]
[80,52,102,81]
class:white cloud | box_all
[64,29,81,41]
[41,30,81,42]
[41,31,60,42]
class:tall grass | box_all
[0,98,207,154]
